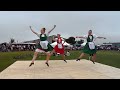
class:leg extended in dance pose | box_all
[29,49,51,67]
[29,51,38,66]
[76,30,106,64]
[50,49,67,63]
[29,25,56,67]
[76,53,85,61]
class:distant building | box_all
[103,42,120,48]
[23,39,39,43]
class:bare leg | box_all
[45,52,51,67]
[50,49,55,56]
[29,51,38,67]
[91,53,96,64]
[76,53,85,61]
[61,54,67,63]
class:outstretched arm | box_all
[48,25,56,34]
[62,38,66,44]
[52,35,57,42]
[62,40,66,45]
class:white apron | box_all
[40,41,48,49]
[57,43,63,49]
[88,42,95,50]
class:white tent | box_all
[12,43,36,45]
[81,42,86,46]
[51,41,72,48]
[63,42,71,46]
[81,42,99,47]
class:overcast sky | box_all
[0,11,120,44]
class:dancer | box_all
[76,30,106,64]
[50,34,67,63]
[29,25,56,67]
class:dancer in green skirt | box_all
[29,25,56,67]
[76,30,106,64]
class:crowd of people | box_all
[1,42,120,52]
[0,43,36,52]
[97,45,120,51]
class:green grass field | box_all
[0,50,120,72]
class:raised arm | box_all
[29,26,38,35]
[48,25,56,34]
